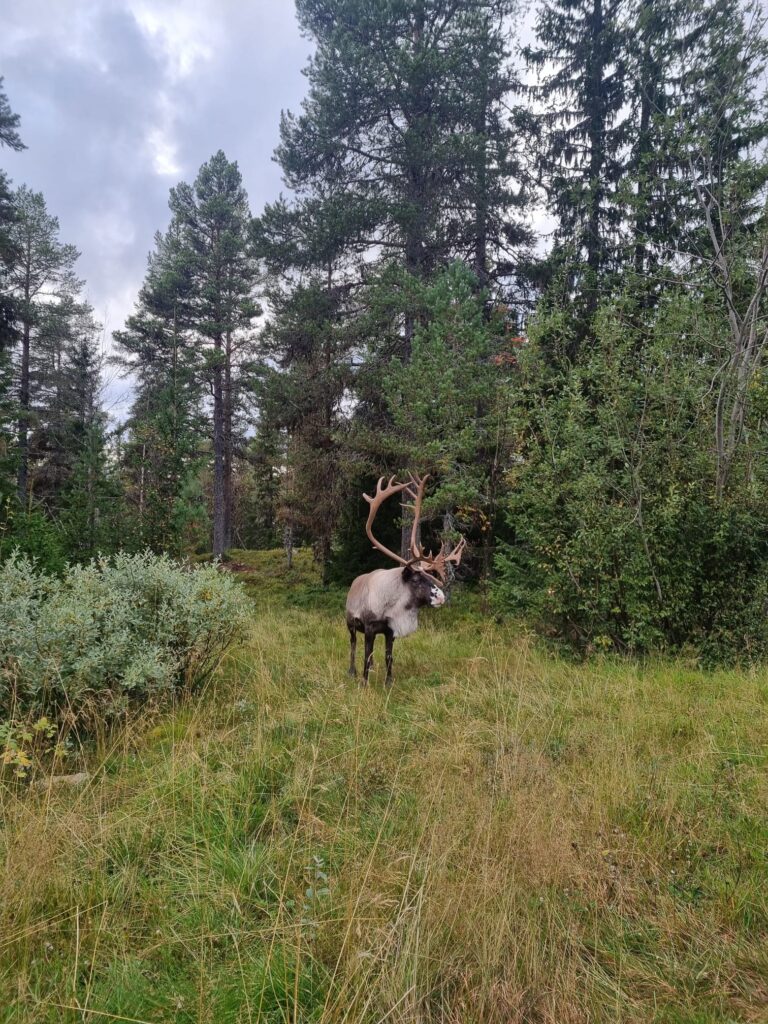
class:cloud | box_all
[130,0,222,82]
[1,0,309,419]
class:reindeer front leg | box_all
[384,628,394,687]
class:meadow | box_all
[1,550,767,1023]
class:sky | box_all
[1,0,311,418]
[1,1,542,421]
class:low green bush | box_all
[0,508,66,575]
[0,551,250,728]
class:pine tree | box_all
[0,78,25,508]
[273,0,530,559]
[0,78,24,153]
[168,152,260,557]
[7,186,80,504]
[117,155,260,557]
[278,0,530,301]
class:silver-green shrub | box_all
[0,552,250,725]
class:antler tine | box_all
[405,473,430,563]
[363,475,411,567]
[416,535,467,585]
[444,535,467,566]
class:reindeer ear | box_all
[402,564,415,582]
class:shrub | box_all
[0,551,250,728]
[495,295,768,663]
[0,507,66,575]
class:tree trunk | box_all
[223,327,233,550]
[16,318,30,506]
[398,2,428,559]
[212,336,226,558]
[284,522,294,570]
[171,306,180,545]
[138,441,146,537]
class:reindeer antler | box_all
[401,474,467,584]
[428,535,467,583]
[402,473,430,562]
[363,475,412,567]
[411,535,467,585]
[364,473,468,584]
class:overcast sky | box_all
[1,0,311,417]
[2,1,542,420]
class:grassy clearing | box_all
[1,549,767,1023]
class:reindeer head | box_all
[363,473,467,593]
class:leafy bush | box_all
[0,551,250,727]
[495,295,768,663]
[0,507,66,574]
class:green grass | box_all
[1,549,767,1022]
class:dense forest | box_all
[1,0,767,661]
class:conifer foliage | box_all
[0,0,767,661]
[115,152,260,557]
[0,93,116,566]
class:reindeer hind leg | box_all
[363,629,375,686]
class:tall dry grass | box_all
[1,553,767,1022]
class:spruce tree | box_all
[56,334,117,560]
[380,262,514,582]
[624,0,767,285]
[255,278,353,580]
[27,293,99,508]
[238,420,283,550]
[253,189,358,578]
[675,0,768,499]
[524,0,630,349]
[113,224,203,553]
[625,0,684,283]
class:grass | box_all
[1,548,767,1023]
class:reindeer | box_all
[346,474,466,687]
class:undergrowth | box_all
[0,551,249,730]
[1,548,766,1022]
